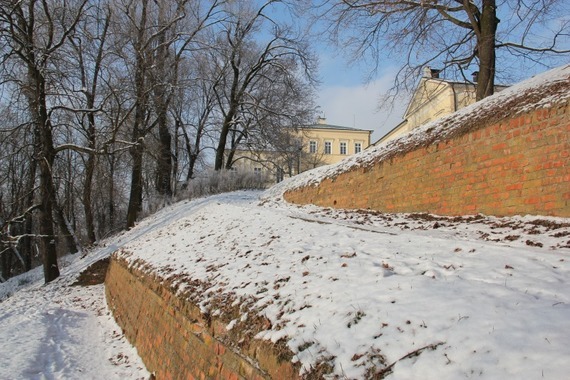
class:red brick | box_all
[285,101,569,217]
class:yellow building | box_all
[231,118,372,183]
[375,68,507,145]
[299,117,372,166]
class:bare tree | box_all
[171,54,220,187]
[312,0,569,100]
[0,0,87,282]
[110,0,222,228]
[211,0,318,171]
[0,110,37,279]
[64,3,112,244]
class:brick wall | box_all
[105,256,301,380]
[285,102,570,217]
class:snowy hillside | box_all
[2,190,568,379]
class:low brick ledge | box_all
[105,254,302,380]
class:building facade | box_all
[375,68,508,145]
[298,117,372,167]
[230,118,372,183]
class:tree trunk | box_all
[107,154,116,232]
[126,0,149,229]
[214,116,232,171]
[154,3,173,197]
[82,89,99,243]
[38,155,60,283]
[185,128,198,182]
[156,110,173,196]
[215,61,241,171]
[22,133,38,272]
[476,0,497,101]
[31,67,60,283]
[83,138,96,243]
[126,142,144,229]
[53,202,78,254]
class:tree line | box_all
[0,0,317,283]
[1,0,567,283]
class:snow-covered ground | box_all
[1,190,568,379]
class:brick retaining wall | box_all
[105,256,301,379]
[285,102,570,217]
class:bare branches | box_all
[314,0,569,103]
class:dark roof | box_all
[301,123,373,132]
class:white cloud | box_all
[317,72,408,142]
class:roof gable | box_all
[404,78,453,119]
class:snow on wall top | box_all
[265,64,570,199]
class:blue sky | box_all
[261,1,569,143]
[315,51,407,142]
[304,1,570,143]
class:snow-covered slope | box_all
[1,66,569,379]
[3,191,565,379]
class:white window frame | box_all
[340,141,347,155]
[324,141,332,155]
[309,140,317,154]
[354,142,362,154]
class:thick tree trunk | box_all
[54,203,78,255]
[476,0,497,101]
[154,3,173,196]
[83,145,96,243]
[1,251,11,281]
[214,116,232,171]
[22,135,38,272]
[126,0,149,229]
[225,148,236,170]
[38,156,60,283]
[215,62,241,171]
[26,64,60,283]
[126,142,144,229]
[107,155,116,231]
[156,110,173,196]
[82,91,98,243]
[34,79,60,282]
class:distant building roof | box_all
[300,117,373,132]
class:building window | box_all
[340,142,347,155]
[354,142,362,154]
[324,141,332,155]
[309,141,317,154]
[254,167,262,175]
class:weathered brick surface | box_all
[105,257,301,380]
[285,102,570,217]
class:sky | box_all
[315,54,407,142]
[305,1,570,143]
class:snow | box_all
[1,65,569,379]
[3,189,566,379]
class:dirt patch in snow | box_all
[72,257,110,286]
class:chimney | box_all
[423,66,441,78]
[472,71,478,83]
[317,116,327,125]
